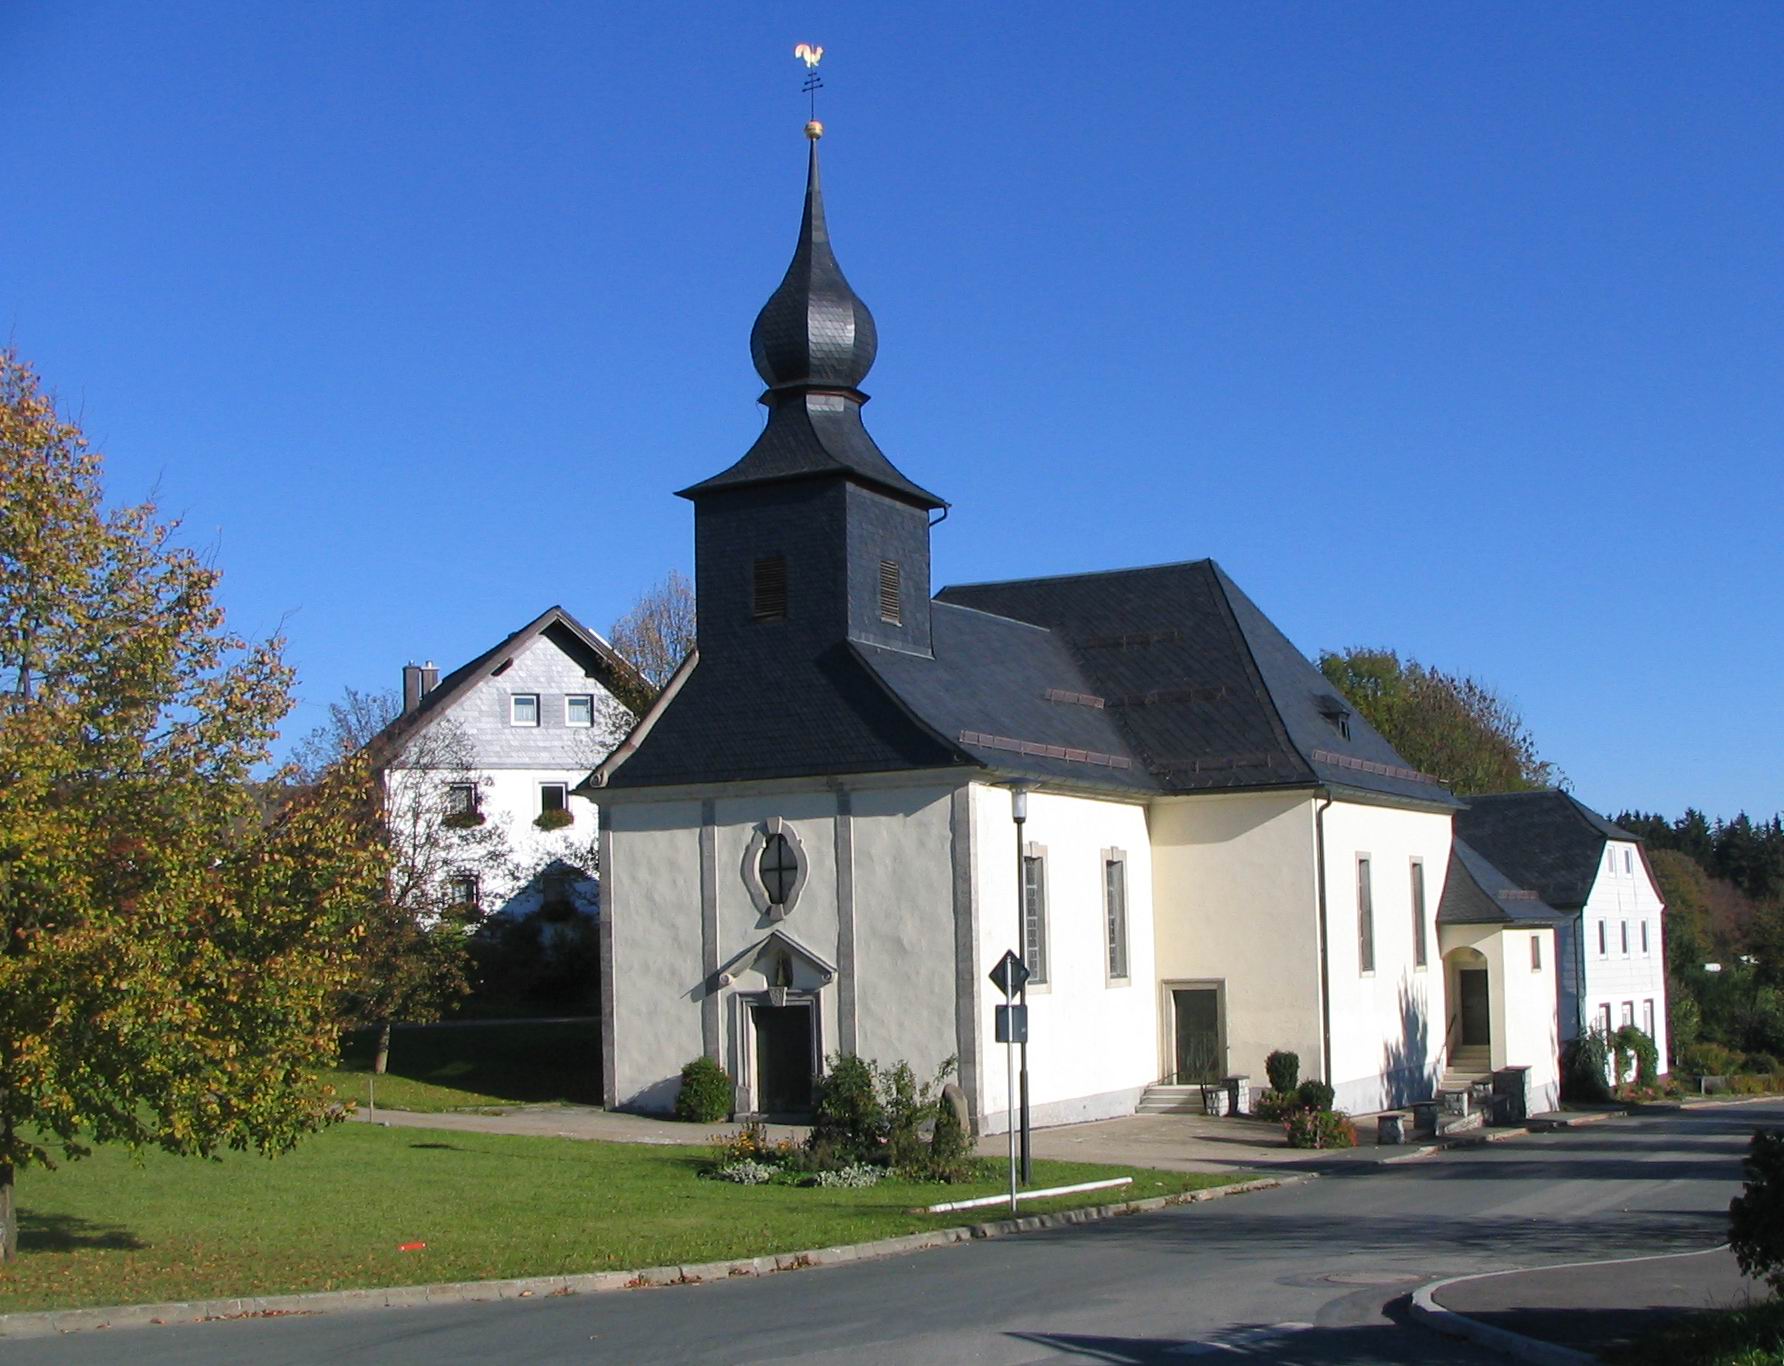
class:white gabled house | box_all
[582,129,1572,1130]
[1455,792,1669,1076]
[368,605,641,924]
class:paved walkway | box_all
[351,1100,1465,1170]
[1429,1244,1767,1360]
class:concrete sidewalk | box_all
[1419,1245,1767,1363]
[351,1100,1492,1171]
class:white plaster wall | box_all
[850,784,961,1082]
[712,790,842,1104]
[605,799,705,1111]
[1580,840,1669,1070]
[1320,800,1454,1114]
[1439,922,1562,1113]
[971,785,1156,1133]
[1150,792,1322,1096]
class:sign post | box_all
[989,950,1031,1213]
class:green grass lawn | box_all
[327,1019,602,1112]
[1607,1296,1784,1365]
[0,1123,1256,1314]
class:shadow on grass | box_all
[20,1211,146,1253]
[337,1020,602,1105]
[408,1142,462,1151]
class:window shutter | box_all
[878,560,902,624]
[752,555,787,621]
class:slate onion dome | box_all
[748,126,879,402]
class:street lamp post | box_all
[1011,786,1032,1183]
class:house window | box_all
[566,694,594,727]
[1607,846,1617,876]
[1643,999,1655,1038]
[1356,856,1374,974]
[1624,849,1633,874]
[1410,858,1428,969]
[1621,920,1629,955]
[511,693,540,726]
[752,555,788,621]
[447,874,479,910]
[539,783,567,816]
[1621,1001,1634,1029]
[878,560,902,624]
[1104,853,1129,981]
[445,782,476,815]
[1641,919,1649,955]
[1531,935,1542,971]
[1598,1004,1612,1037]
[760,832,798,907]
[1022,849,1049,985]
[1597,920,1607,956]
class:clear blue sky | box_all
[4,4,1779,822]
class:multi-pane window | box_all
[539,783,567,816]
[1356,856,1375,973]
[566,694,594,727]
[878,560,902,624]
[1531,935,1542,971]
[752,555,788,621]
[1022,852,1049,985]
[1409,858,1427,969]
[445,782,476,815]
[760,832,798,907]
[511,693,540,726]
[1104,855,1129,980]
[448,874,479,910]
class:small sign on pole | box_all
[990,948,1031,1212]
[995,1003,1028,1044]
[990,949,1030,998]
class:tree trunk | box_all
[373,1020,392,1076]
[1,1160,14,1264]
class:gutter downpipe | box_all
[1314,790,1335,1090]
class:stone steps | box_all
[1136,1084,1226,1116]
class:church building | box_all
[586,124,1566,1127]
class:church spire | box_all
[748,135,879,399]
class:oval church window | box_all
[760,832,799,906]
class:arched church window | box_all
[761,832,798,907]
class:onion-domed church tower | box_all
[600,125,960,789]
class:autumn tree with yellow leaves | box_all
[0,350,382,1262]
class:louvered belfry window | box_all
[752,555,787,621]
[878,559,901,624]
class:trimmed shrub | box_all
[674,1055,734,1123]
[1295,1079,1335,1113]
[922,1083,975,1181]
[1562,1028,1613,1101]
[1684,1040,1744,1077]
[1265,1050,1300,1094]
[1285,1108,1357,1149]
[1730,1128,1784,1292]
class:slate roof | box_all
[1437,837,1568,927]
[1453,790,1638,910]
[938,561,1459,804]
[603,559,1459,805]
[365,605,644,771]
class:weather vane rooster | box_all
[795,43,825,138]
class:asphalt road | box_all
[11,1100,1778,1365]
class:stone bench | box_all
[1376,1111,1413,1145]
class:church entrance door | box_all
[1459,969,1491,1047]
[752,1004,814,1117]
[1168,985,1223,1084]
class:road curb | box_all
[1410,1244,1735,1366]
[1411,1272,1596,1365]
[0,1174,1300,1340]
